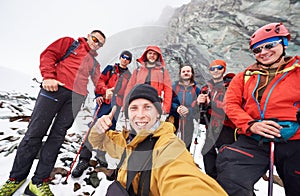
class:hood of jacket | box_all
[136,45,165,67]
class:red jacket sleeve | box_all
[39,37,74,79]
[224,72,253,135]
[162,69,172,114]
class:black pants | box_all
[10,87,85,183]
[203,125,235,179]
[216,135,300,196]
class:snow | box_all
[0,68,285,195]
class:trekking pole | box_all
[192,137,198,158]
[268,141,275,196]
[62,104,101,184]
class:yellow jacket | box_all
[89,121,227,196]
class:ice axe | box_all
[62,104,101,184]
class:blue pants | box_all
[216,135,300,196]
[9,87,85,183]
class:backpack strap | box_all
[127,135,159,195]
[61,40,80,61]
[61,39,98,77]
[114,134,159,195]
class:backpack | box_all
[60,40,98,76]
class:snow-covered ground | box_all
[0,68,285,195]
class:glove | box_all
[297,110,300,124]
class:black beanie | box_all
[120,50,132,63]
[124,84,162,118]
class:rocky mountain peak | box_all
[161,0,300,85]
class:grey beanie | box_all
[124,84,162,118]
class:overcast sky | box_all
[0,0,190,78]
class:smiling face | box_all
[146,50,159,65]
[253,41,284,66]
[209,66,225,82]
[128,98,160,133]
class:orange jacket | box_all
[123,46,172,113]
[225,56,300,140]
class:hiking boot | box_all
[98,159,108,168]
[95,157,108,168]
[24,181,53,196]
[0,178,26,196]
[71,159,89,178]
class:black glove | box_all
[297,110,300,124]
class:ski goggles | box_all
[209,65,224,71]
[91,35,104,47]
[252,40,282,54]
[121,54,131,61]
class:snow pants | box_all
[203,125,235,179]
[10,87,85,183]
[216,135,300,196]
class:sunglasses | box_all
[91,35,104,47]
[252,40,282,54]
[121,54,131,61]
[209,65,224,71]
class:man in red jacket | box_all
[124,46,172,115]
[197,59,236,179]
[71,50,132,178]
[0,30,106,196]
[216,23,300,196]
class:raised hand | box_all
[95,106,117,134]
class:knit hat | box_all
[209,59,226,72]
[120,50,132,63]
[124,84,162,118]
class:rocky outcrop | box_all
[161,0,300,84]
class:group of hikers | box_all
[0,22,299,196]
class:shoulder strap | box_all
[109,65,117,78]
[61,40,80,61]
[114,135,159,195]
[127,135,159,195]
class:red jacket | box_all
[124,46,172,113]
[225,56,300,140]
[201,79,235,129]
[95,64,131,107]
[40,37,101,96]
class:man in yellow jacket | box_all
[89,84,227,195]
